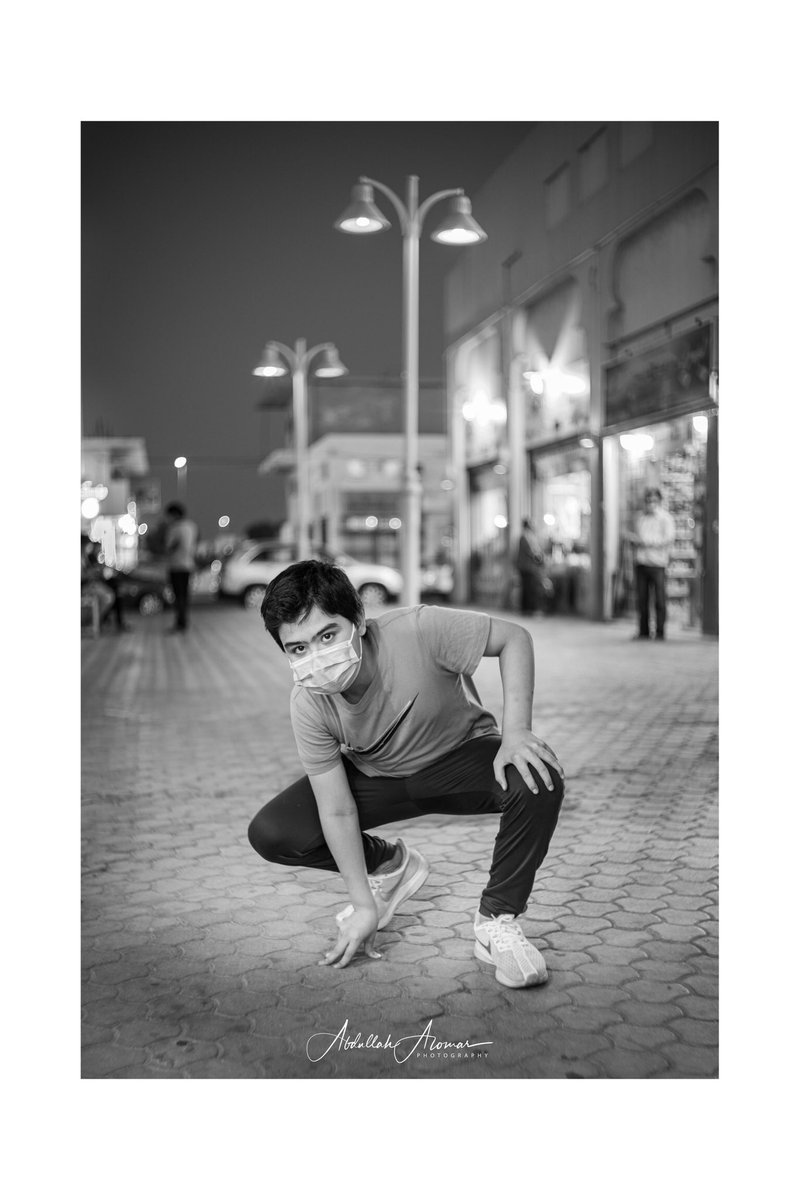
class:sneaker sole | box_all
[375,856,429,929]
[474,938,547,988]
[336,855,430,930]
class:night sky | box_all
[81,121,533,539]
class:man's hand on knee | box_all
[493,731,565,794]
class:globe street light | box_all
[174,456,187,499]
[336,175,486,606]
[253,338,348,561]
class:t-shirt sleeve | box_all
[417,605,491,677]
[290,690,343,776]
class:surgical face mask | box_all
[289,625,363,694]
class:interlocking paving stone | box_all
[556,1006,625,1032]
[537,1029,612,1058]
[144,1037,221,1072]
[660,1043,719,1076]
[82,1042,148,1075]
[611,1024,678,1051]
[82,607,717,1079]
[675,995,718,1020]
[668,1018,718,1046]
[625,979,693,1003]
[591,1048,670,1078]
[617,1000,685,1026]
[682,973,719,998]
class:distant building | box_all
[258,376,451,568]
[444,121,718,633]
[81,436,151,568]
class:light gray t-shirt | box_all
[166,517,198,571]
[290,605,499,778]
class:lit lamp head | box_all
[430,195,487,245]
[334,183,391,234]
[253,343,289,377]
[313,346,349,378]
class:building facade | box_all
[258,377,452,570]
[444,122,718,634]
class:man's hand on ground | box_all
[319,904,380,969]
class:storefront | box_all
[528,442,593,616]
[603,320,719,634]
[519,280,596,616]
[609,415,710,629]
[468,461,510,607]
[454,326,511,607]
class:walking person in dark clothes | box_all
[247,560,565,989]
[515,517,547,616]
[164,501,198,634]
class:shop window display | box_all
[530,448,592,615]
[469,467,510,608]
[615,416,707,629]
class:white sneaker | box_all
[336,839,429,930]
[474,911,548,988]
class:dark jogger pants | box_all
[169,569,191,630]
[247,734,563,918]
[635,563,667,637]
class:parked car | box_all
[113,559,221,616]
[420,561,454,603]
[219,541,403,611]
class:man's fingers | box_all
[532,758,554,791]
[364,933,382,960]
[333,937,360,969]
[493,763,507,790]
[512,753,538,793]
[319,933,348,966]
[320,926,381,968]
[536,742,565,778]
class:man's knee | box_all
[248,805,294,863]
[501,763,564,818]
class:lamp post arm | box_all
[416,187,464,232]
[359,175,410,236]
[302,341,336,370]
[267,340,298,371]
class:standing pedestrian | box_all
[625,487,676,640]
[164,501,198,634]
[515,517,547,616]
[247,560,565,989]
[81,538,131,633]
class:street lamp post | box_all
[252,338,348,561]
[335,175,486,606]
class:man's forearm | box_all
[318,809,376,909]
[498,627,535,732]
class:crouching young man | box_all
[247,561,564,989]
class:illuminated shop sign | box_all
[605,324,712,426]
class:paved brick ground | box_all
[81,602,718,1079]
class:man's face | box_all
[279,605,360,663]
[644,492,659,512]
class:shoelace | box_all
[482,914,525,950]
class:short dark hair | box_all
[165,502,185,518]
[644,488,662,501]
[261,560,364,650]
